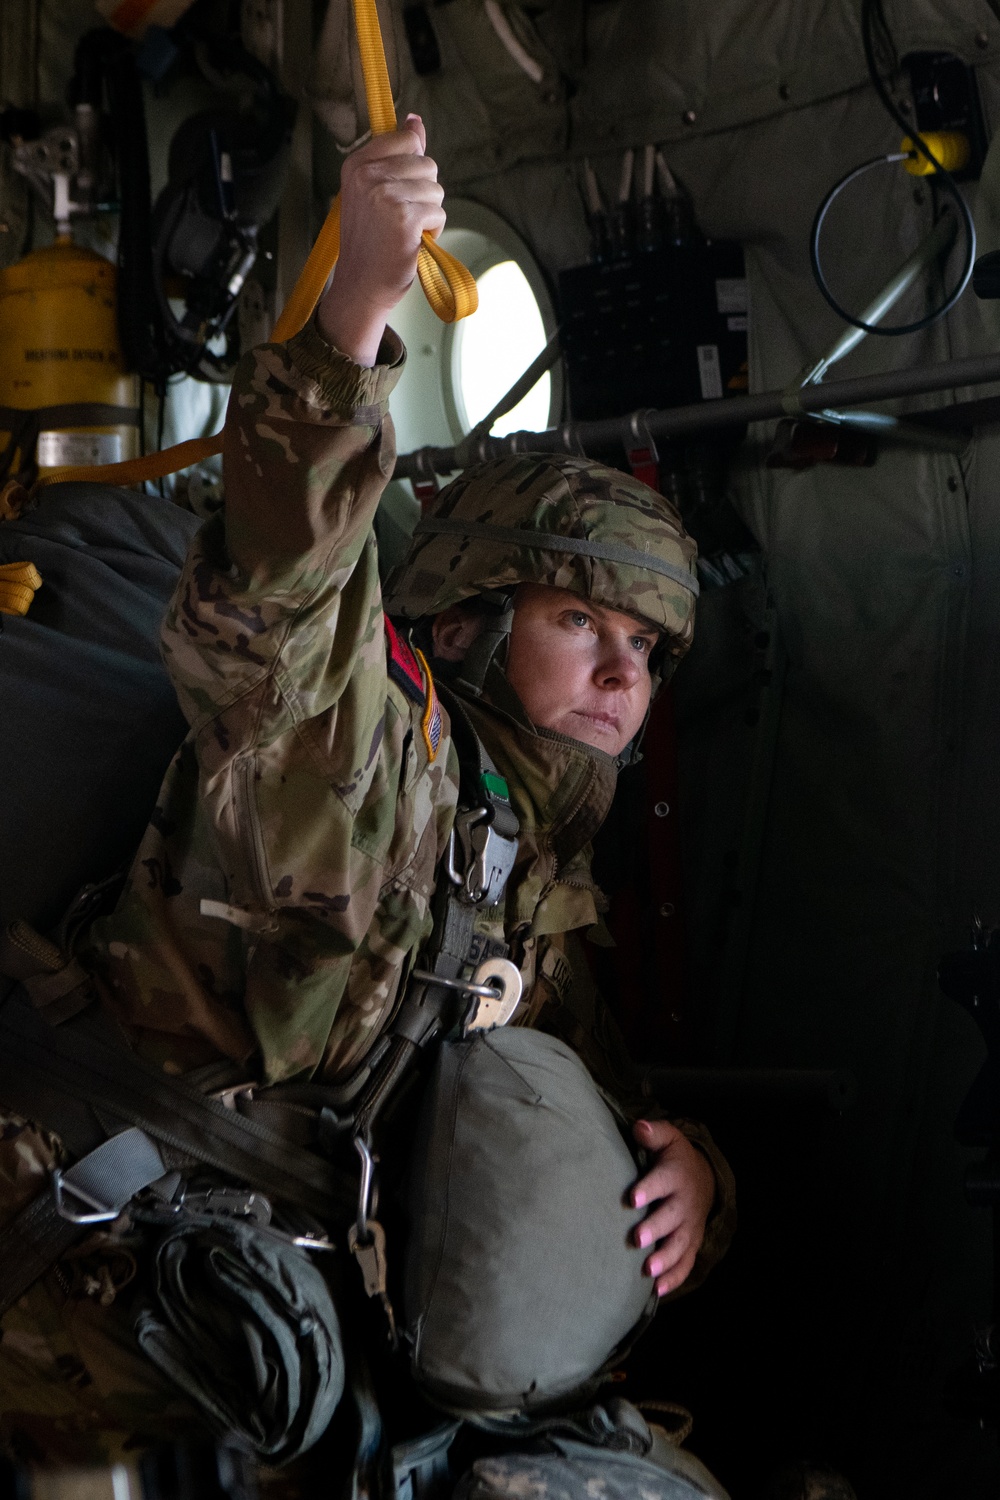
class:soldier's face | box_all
[504,585,658,755]
[432,584,659,754]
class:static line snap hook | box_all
[629,407,659,462]
[411,969,503,1000]
[353,1135,376,1243]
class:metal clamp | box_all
[51,1169,120,1225]
[289,1231,336,1252]
[462,958,523,1033]
[448,807,518,906]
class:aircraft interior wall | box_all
[2,1,1000,1496]
[316,5,1000,1489]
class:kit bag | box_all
[404,1027,657,1416]
[452,1436,729,1500]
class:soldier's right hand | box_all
[317,114,446,368]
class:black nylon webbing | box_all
[0,403,141,428]
[438,686,519,844]
[0,1187,80,1315]
[0,994,355,1224]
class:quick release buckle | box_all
[446,807,518,906]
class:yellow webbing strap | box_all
[0,560,43,617]
[22,0,475,497]
[351,0,478,326]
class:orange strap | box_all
[26,0,475,497]
[0,560,43,618]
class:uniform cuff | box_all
[285,315,406,417]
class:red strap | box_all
[626,445,660,492]
[412,476,440,512]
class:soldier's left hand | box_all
[630,1119,716,1296]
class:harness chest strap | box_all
[347,685,520,1146]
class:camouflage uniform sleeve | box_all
[163,313,403,727]
[158,317,406,959]
[167,315,403,681]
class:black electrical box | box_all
[904,50,988,180]
[557,241,748,424]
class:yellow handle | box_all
[0,559,43,617]
[901,131,971,177]
[27,0,474,496]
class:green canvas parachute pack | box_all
[404,1026,657,1416]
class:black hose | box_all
[809,0,976,336]
[84,29,172,386]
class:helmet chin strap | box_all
[453,590,516,698]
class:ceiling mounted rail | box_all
[395,348,1000,480]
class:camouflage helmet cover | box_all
[383,454,699,662]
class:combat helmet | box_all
[383,453,699,693]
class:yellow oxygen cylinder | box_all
[0,238,140,481]
[901,131,971,176]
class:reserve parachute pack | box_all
[405,1027,656,1416]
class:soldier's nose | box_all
[596,639,642,688]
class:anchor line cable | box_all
[809,0,976,336]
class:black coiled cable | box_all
[809,0,976,336]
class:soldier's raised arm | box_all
[164,115,444,721]
[85,120,452,1084]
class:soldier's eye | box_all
[570,611,590,627]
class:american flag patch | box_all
[415,648,442,762]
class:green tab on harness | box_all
[481,771,510,803]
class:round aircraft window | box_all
[386,200,560,460]
[451,259,551,437]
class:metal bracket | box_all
[51,1169,120,1226]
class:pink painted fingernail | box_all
[657,1282,670,1298]
[636,1227,651,1249]
[632,1190,647,1209]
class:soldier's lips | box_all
[571,710,621,737]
